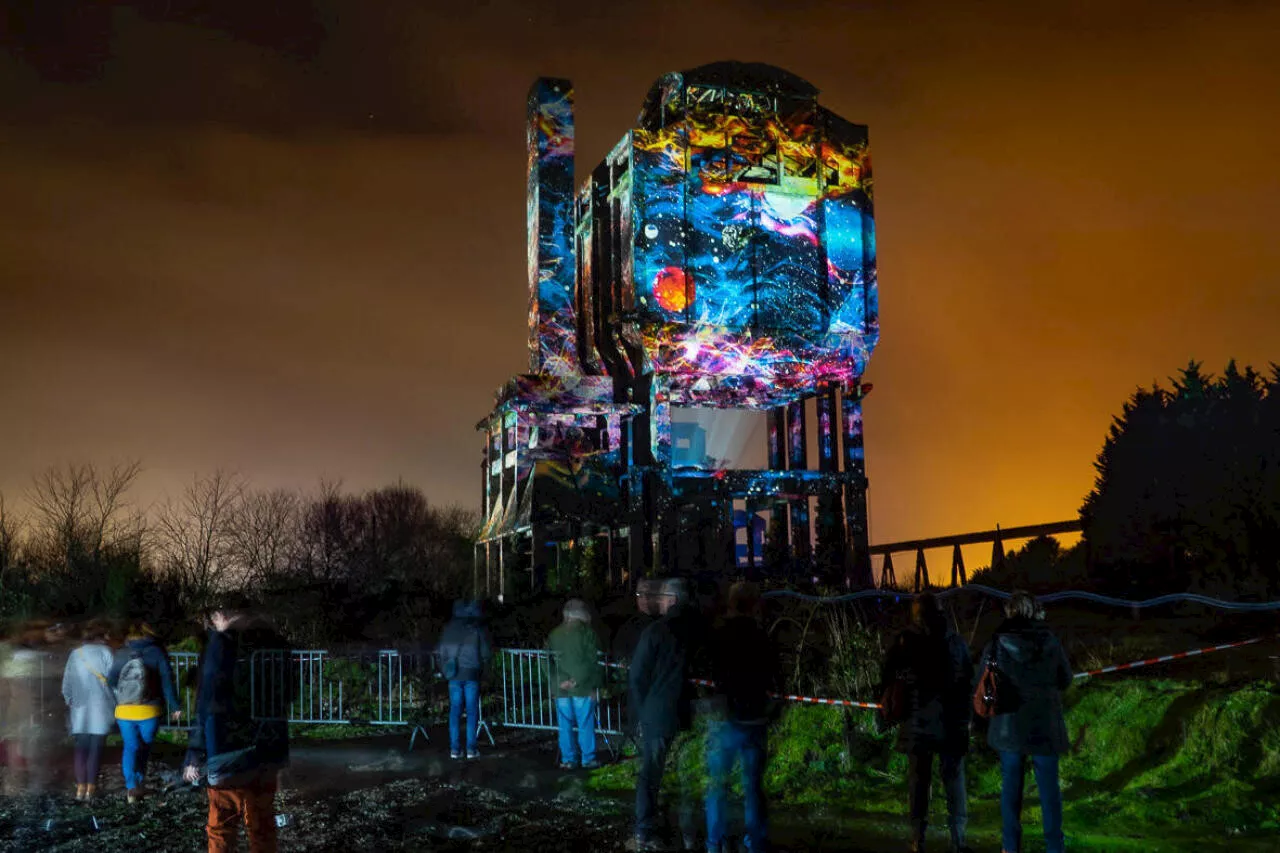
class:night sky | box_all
[2,1,1278,561]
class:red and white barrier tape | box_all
[628,672,882,709]
[1072,635,1268,680]
[598,633,1274,708]
[770,693,881,710]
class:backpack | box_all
[115,650,162,706]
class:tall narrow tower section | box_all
[526,78,578,375]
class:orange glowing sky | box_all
[2,1,1278,577]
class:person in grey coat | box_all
[61,620,117,801]
[981,590,1072,853]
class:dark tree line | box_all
[1082,361,1280,598]
[971,361,1279,599]
[0,466,476,645]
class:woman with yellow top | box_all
[107,623,180,803]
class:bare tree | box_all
[228,488,301,587]
[153,471,245,613]
[26,461,142,572]
[0,491,25,592]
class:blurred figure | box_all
[982,591,1072,853]
[705,582,778,853]
[629,577,706,852]
[613,578,661,662]
[61,619,116,801]
[547,598,603,770]
[436,599,492,760]
[879,593,975,853]
[0,622,55,796]
[183,602,291,853]
[108,622,180,803]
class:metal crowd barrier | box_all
[166,651,200,728]
[496,648,628,744]
[244,649,440,728]
[23,646,629,749]
[145,646,631,754]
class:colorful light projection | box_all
[628,65,878,408]
[527,78,578,375]
[479,63,878,593]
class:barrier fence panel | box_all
[372,650,436,726]
[250,649,347,724]
[167,651,200,728]
[497,648,627,738]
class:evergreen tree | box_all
[1082,361,1280,596]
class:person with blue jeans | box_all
[437,600,491,759]
[547,599,602,769]
[705,582,777,853]
[108,623,180,803]
[981,590,1072,853]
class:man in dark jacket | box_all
[981,590,1072,853]
[182,606,291,853]
[628,577,706,852]
[437,599,492,760]
[705,582,778,853]
[879,593,975,853]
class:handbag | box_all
[878,673,911,726]
[972,648,1006,720]
[441,657,459,680]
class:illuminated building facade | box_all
[476,62,878,597]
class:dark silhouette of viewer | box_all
[879,592,975,853]
[981,590,1072,853]
[182,599,292,853]
[436,599,492,760]
[628,576,706,852]
[705,581,778,853]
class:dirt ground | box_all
[0,728,913,853]
[6,724,1270,853]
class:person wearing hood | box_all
[108,622,180,803]
[628,577,707,852]
[981,590,1072,853]
[436,599,492,760]
[879,592,975,853]
[183,601,291,853]
[547,598,603,770]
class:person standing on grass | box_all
[628,577,707,852]
[436,599,492,760]
[548,598,603,770]
[982,590,1072,853]
[182,603,291,853]
[108,622,181,803]
[879,592,975,853]
[61,619,117,802]
[704,581,778,853]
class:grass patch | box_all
[587,678,1280,850]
